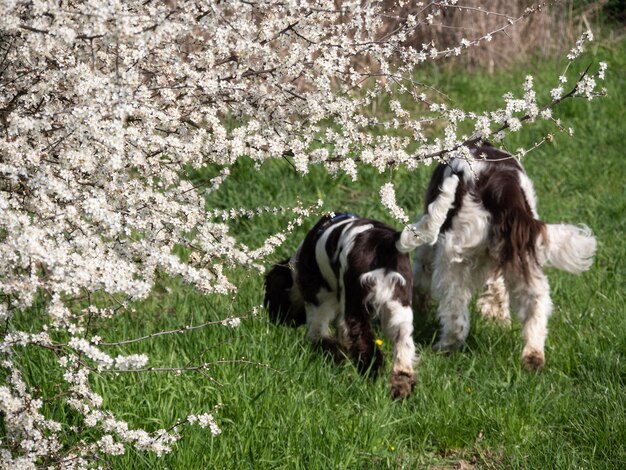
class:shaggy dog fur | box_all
[264,179,459,399]
[412,142,597,371]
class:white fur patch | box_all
[360,268,406,318]
[442,193,491,263]
[305,289,339,341]
[360,268,406,288]
[337,223,373,269]
[450,157,488,183]
[476,271,511,324]
[518,170,539,218]
[314,219,355,291]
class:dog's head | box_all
[263,259,306,326]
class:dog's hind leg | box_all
[508,268,552,371]
[345,306,384,377]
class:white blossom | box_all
[551,86,564,101]
[188,413,221,436]
[380,182,409,224]
[598,62,608,80]
[507,117,522,132]
[0,2,607,466]
[114,354,149,371]
[222,317,241,329]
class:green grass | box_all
[8,36,626,469]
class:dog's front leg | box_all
[305,293,345,364]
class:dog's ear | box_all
[264,259,305,326]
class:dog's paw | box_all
[522,349,545,372]
[390,370,416,400]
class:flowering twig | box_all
[97,359,282,375]
[97,316,251,347]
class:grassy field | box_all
[11,35,626,468]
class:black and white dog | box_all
[411,142,597,371]
[264,179,458,399]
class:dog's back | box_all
[425,142,546,277]
[296,213,412,307]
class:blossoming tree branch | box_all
[0,0,606,466]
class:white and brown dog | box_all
[264,178,458,399]
[410,142,597,371]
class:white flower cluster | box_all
[380,182,410,224]
[222,317,241,329]
[187,413,221,437]
[550,31,606,103]
[0,1,607,466]
[114,354,149,371]
[568,30,594,60]
[0,364,63,468]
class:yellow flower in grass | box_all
[375,338,383,346]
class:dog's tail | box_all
[495,206,596,278]
[396,174,459,253]
[263,259,306,326]
[540,224,597,274]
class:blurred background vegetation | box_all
[380,0,624,72]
